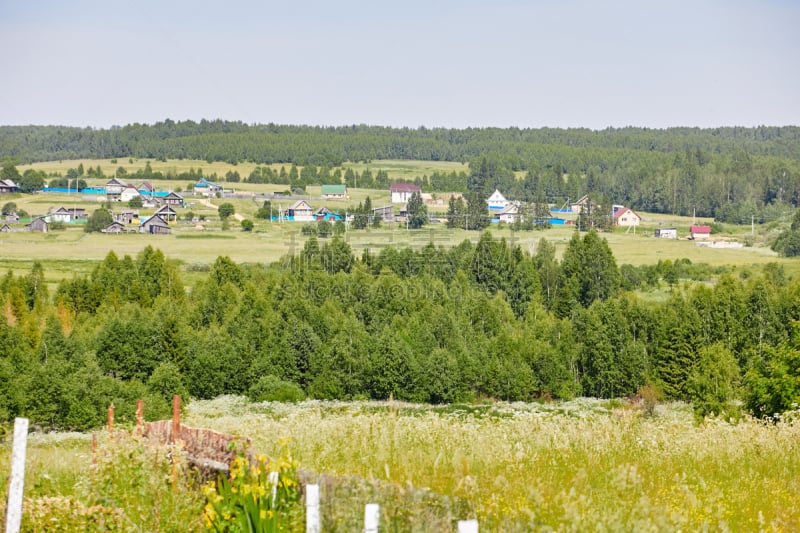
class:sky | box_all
[0,0,798,130]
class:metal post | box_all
[5,418,29,533]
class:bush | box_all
[247,375,305,403]
[241,219,254,232]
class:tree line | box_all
[2,122,800,220]
[1,233,799,431]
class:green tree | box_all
[1,202,17,215]
[744,323,800,418]
[241,219,254,232]
[128,195,143,208]
[464,191,490,230]
[406,191,427,229]
[218,203,235,220]
[85,208,113,233]
[446,196,466,229]
[687,343,741,421]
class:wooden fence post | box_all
[5,417,29,533]
[136,399,144,433]
[92,433,98,464]
[107,403,114,435]
[305,484,320,533]
[364,503,380,533]
[171,395,181,444]
[458,519,479,533]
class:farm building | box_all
[102,221,128,234]
[613,207,641,227]
[114,210,139,224]
[26,217,49,232]
[655,228,678,239]
[314,207,342,221]
[373,205,394,223]
[49,207,88,223]
[321,184,347,199]
[487,189,509,210]
[390,183,420,204]
[140,214,171,234]
[690,225,712,239]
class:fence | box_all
[4,397,482,532]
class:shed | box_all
[690,225,712,240]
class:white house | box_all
[120,185,141,203]
[390,183,420,204]
[493,202,521,224]
[690,225,712,240]
[487,189,509,210]
[654,228,677,239]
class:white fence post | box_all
[458,519,479,533]
[5,417,29,533]
[305,484,320,533]
[364,502,380,533]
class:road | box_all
[196,198,244,222]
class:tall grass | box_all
[187,397,800,531]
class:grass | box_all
[3,399,798,531]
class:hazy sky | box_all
[1,0,798,129]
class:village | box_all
[0,175,715,240]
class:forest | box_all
[2,231,799,432]
[2,121,800,220]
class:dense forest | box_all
[2,232,799,431]
[2,121,800,220]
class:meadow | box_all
[2,399,798,531]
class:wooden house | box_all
[105,177,128,201]
[0,224,12,232]
[154,205,178,222]
[613,207,641,227]
[25,217,49,233]
[138,181,156,194]
[321,184,347,199]
[314,207,342,221]
[493,202,520,224]
[5,212,19,223]
[571,195,590,214]
[102,221,128,234]
[193,178,223,197]
[287,200,314,221]
[50,207,88,223]
[139,214,171,234]
[114,210,139,224]
[163,192,184,207]
[390,183,420,204]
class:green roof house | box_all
[321,184,347,199]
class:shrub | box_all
[248,376,305,403]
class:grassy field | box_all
[2,399,798,531]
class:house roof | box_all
[690,225,712,233]
[0,179,19,188]
[390,183,420,193]
[138,181,155,192]
[321,184,346,194]
[289,200,312,210]
[195,178,221,188]
[571,194,589,206]
[106,177,128,187]
[140,214,169,228]
[613,207,639,219]
[165,192,183,199]
[103,221,126,230]
[497,203,519,215]
[315,206,338,215]
[155,205,177,215]
[487,189,508,203]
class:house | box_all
[314,207,342,221]
[101,221,128,234]
[690,225,712,240]
[5,212,19,223]
[139,214,171,234]
[0,224,12,232]
[154,205,178,223]
[193,178,223,197]
[25,217,49,233]
[120,185,141,203]
[571,195,590,214]
[50,207,88,223]
[390,183,420,204]
[487,190,509,211]
[613,207,641,227]
[287,200,314,221]
[655,228,677,239]
[163,192,184,207]
[493,202,521,224]
[105,177,128,201]
[138,181,156,194]
[0,179,20,194]
[114,210,139,224]
[321,184,347,199]
[372,205,394,223]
